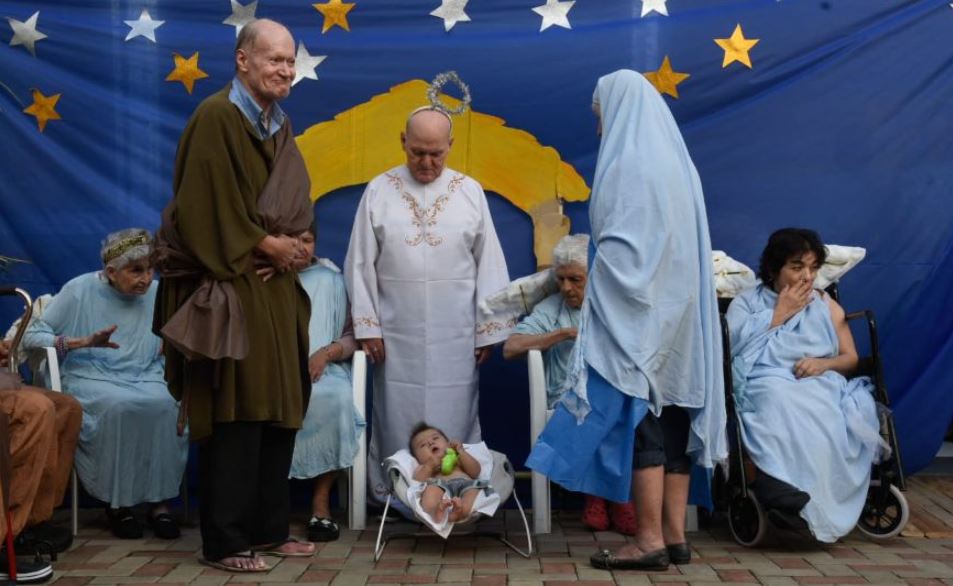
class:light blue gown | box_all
[727,285,883,542]
[527,70,726,503]
[289,262,366,479]
[513,293,579,409]
[22,272,188,508]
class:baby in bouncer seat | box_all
[409,421,489,523]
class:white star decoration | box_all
[292,42,326,86]
[223,0,258,37]
[7,11,47,57]
[431,0,471,32]
[532,0,575,32]
[124,9,165,42]
[641,0,669,17]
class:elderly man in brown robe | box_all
[153,18,315,572]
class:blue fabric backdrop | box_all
[1,0,951,474]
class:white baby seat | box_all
[374,442,533,561]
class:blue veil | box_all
[527,70,726,501]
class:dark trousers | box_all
[198,421,296,560]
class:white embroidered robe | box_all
[344,165,512,500]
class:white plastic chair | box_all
[345,350,368,530]
[41,346,80,537]
[527,349,553,535]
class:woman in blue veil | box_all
[526,70,726,570]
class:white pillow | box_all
[712,251,757,298]
[815,244,866,289]
[479,269,557,317]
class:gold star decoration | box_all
[165,52,209,94]
[23,89,61,132]
[313,0,356,33]
[714,24,759,69]
[644,56,690,99]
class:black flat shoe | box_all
[106,508,143,540]
[148,513,181,539]
[589,547,670,571]
[307,517,340,542]
[666,542,691,565]
[767,508,808,531]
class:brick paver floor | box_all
[40,477,953,586]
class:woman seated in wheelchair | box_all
[726,227,885,542]
[410,422,485,523]
[21,228,188,540]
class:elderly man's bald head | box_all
[235,19,293,54]
[401,108,454,184]
[405,108,453,141]
[234,18,296,109]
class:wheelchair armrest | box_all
[843,309,887,401]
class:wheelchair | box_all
[714,283,909,546]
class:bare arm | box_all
[412,453,440,482]
[502,329,577,360]
[450,441,482,479]
[331,310,357,362]
[793,295,859,378]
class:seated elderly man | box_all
[0,339,81,578]
[503,234,636,535]
[22,228,189,540]
[726,228,884,543]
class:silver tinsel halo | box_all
[427,71,471,115]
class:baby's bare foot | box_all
[437,499,452,518]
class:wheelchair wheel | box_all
[728,490,767,547]
[856,484,908,540]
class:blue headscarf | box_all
[561,69,726,470]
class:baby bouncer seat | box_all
[373,442,533,561]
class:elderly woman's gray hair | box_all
[552,234,590,270]
[100,228,153,269]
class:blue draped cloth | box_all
[558,70,726,471]
[22,272,188,508]
[290,262,366,479]
[527,69,726,502]
[726,284,883,542]
[526,366,648,502]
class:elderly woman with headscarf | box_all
[526,70,726,571]
[23,228,189,540]
[503,234,637,535]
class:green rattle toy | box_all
[441,447,458,475]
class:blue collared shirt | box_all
[229,77,286,140]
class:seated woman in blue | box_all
[504,234,637,535]
[726,228,885,542]
[288,227,365,542]
[22,228,189,540]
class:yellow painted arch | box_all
[295,80,589,267]
[295,79,589,213]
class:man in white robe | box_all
[345,108,511,501]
